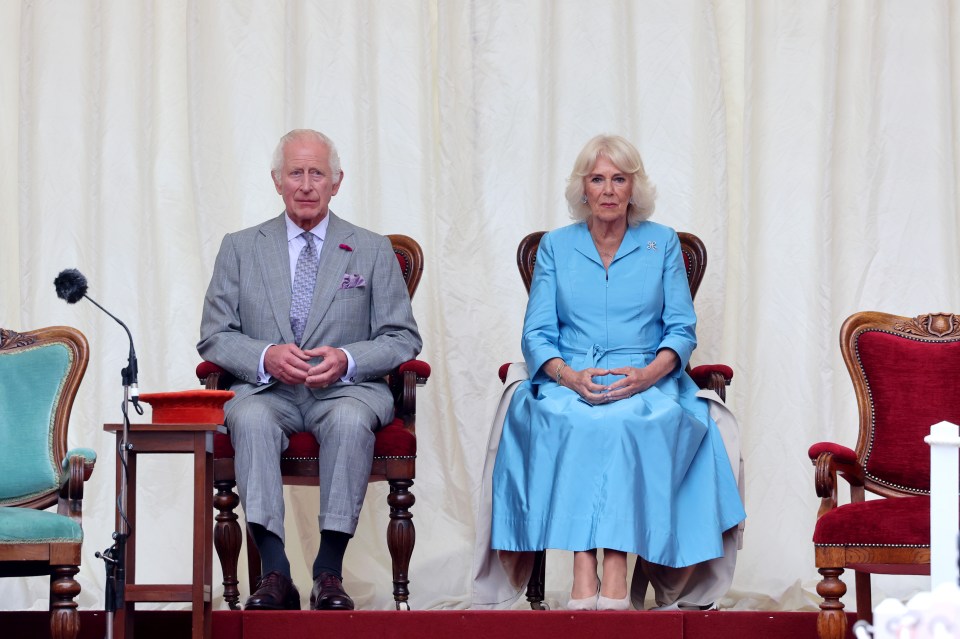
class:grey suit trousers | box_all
[225,381,378,542]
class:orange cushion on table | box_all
[139,390,235,424]
[212,417,416,460]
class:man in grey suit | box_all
[198,129,421,611]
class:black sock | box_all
[249,523,291,578]
[313,529,351,579]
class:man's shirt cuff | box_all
[340,348,357,384]
[257,345,274,384]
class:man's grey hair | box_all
[270,129,342,184]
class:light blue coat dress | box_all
[491,221,745,568]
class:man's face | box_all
[274,137,343,230]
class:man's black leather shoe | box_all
[309,571,355,610]
[245,571,301,610]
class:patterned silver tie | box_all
[290,232,319,345]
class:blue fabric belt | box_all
[566,344,655,368]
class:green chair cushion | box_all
[0,507,83,543]
[0,342,71,503]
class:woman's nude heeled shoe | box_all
[566,582,600,610]
[597,592,632,611]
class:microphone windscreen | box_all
[54,269,88,304]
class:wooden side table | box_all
[104,422,224,639]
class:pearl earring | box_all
[581,194,588,204]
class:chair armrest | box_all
[60,447,97,481]
[810,443,866,519]
[808,442,857,465]
[58,452,95,524]
[397,359,431,384]
[689,364,734,401]
[390,359,430,430]
[197,361,234,390]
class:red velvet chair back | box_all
[388,233,423,299]
[841,312,960,497]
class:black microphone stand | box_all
[87,297,142,639]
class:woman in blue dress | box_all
[491,135,745,611]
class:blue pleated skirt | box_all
[491,373,745,568]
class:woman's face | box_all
[584,155,633,224]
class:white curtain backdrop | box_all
[2,0,959,613]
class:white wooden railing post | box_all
[925,420,960,590]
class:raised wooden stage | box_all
[2,609,860,638]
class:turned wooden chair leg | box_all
[213,478,243,609]
[817,567,847,639]
[526,550,547,610]
[387,478,415,609]
[50,564,80,639]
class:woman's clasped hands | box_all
[559,365,659,405]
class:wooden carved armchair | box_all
[196,234,430,610]
[808,311,960,639]
[503,230,734,609]
[0,326,97,639]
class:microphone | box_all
[54,268,140,403]
[53,268,88,303]
[55,268,139,621]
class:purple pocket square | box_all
[340,273,366,290]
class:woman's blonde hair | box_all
[564,134,656,225]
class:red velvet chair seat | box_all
[212,420,416,460]
[210,357,431,460]
[813,496,933,547]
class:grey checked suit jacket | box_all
[197,212,422,427]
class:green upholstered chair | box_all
[0,326,97,639]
